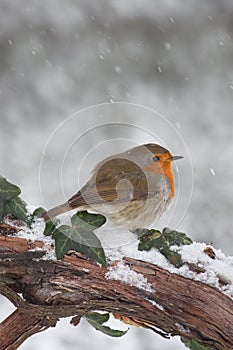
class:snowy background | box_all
[1,1,233,349]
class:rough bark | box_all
[0,224,232,350]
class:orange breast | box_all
[145,161,175,199]
[161,162,175,199]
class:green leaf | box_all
[32,207,46,218]
[72,211,106,229]
[44,219,59,236]
[159,246,183,268]
[53,211,107,265]
[53,224,78,258]
[85,312,128,337]
[181,337,210,350]
[0,176,21,201]
[0,202,5,221]
[86,312,110,324]
[53,225,106,265]
[138,228,193,268]
[4,196,31,224]
[162,227,193,246]
[138,229,164,251]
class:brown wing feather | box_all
[68,157,163,208]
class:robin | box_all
[41,143,183,229]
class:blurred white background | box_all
[0,1,233,349]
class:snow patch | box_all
[4,204,56,260]
[175,322,191,334]
[145,298,164,310]
[179,242,233,297]
[106,261,154,293]
[106,239,233,299]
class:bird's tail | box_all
[40,202,72,222]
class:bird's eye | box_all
[153,156,160,162]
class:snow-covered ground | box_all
[1,1,233,349]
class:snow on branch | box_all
[0,220,233,350]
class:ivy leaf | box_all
[53,211,107,266]
[0,176,21,201]
[53,224,80,258]
[162,228,193,246]
[181,337,210,350]
[0,202,4,221]
[53,225,106,265]
[138,228,192,268]
[4,197,31,225]
[138,229,163,251]
[159,246,183,268]
[44,219,59,236]
[32,207,46,218]
[86,312,110,324]
[71,211,106,229]
[85,312,128,337]
[31,207,59,236]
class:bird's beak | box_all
[169,155,183,161]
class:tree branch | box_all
[0,223,232,350]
